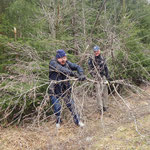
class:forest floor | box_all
[0,85,150,150]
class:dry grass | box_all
[91,114,150,150]
[0,86,150,150]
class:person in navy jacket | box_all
[49,49,86,128]
[88,46,110,112]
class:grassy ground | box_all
[91,114,150,150]
[0,86,150,150]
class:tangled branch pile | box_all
[0,0,150,126]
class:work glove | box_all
[106,75,112,81]
[70,72,79,78]
[78,75,86,81]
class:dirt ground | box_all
[0,85,150,150]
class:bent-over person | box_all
[49,49,86,128]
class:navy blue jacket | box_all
[49,59,84,96]
[88,55,109,79]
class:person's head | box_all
[93,45,100,56]
[56,49,67,65]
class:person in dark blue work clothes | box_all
[88,46,110,112]
[49,49,86,128]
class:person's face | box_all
[94,50,100,56]
[57,56,67,65]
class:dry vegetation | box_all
[0,84,150,150]
[0,1,150,150]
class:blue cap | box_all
[93,45,100,52]
[56,49,66,59]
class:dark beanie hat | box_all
[56,49,66,59]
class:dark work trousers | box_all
[50,94,80,125]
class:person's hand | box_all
[103,80,109,85]
[106,77,113,85]
[106,76,112,81]
[78,75,86,81]
[70,72,79,78]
